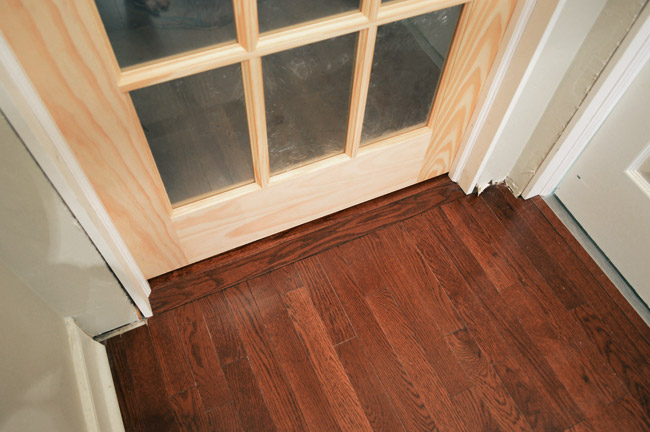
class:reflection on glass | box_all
[130,64,254,205]
[262,34,357,174]
[95,0,236,67]
[361,6,462,145]
[257,0,359,34]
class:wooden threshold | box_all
[149,175,464,313]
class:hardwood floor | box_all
[105,181,650,431]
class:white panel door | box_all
[556,58,650,304]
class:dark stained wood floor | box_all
[105,182,650,431]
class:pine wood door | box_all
[1,0,517,278]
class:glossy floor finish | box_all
[105,184,650,431]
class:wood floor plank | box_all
[532,196,650,347]
[401,215,516,364]
[295,257,356,345]
[423,206,585,426]
[248,272,342,432]
[572,303,650,415]
[169,387,210,432]
[445,329,533,431]
[565,395,650,432]
[225,283,308,431]
[107,183,650,432]
[359,228,470,395]
[206,402,244,432]
[441,200,519,292]
[105,336,146,432]
[199,291,245,365]
[335,337,406,432]
[222,358,277,432]
[504,192,650,361]
[494,353,579,432]
[486,189,650,370]
[364,286,469,432]
[283,287,373,432]
[462,195,628,407]
[448,197,627,416]
[121,325,176,431]
[150,177,464,313]
[317,249,438,432]
[375,224,465,336]
[174,302,231,411]
[502,283,621,417]
[147,312,195,397]
[480,187,586,310]
[452,387,502,432]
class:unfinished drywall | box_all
[506,0,647,194]
[475,0,607,189]
[0,257,87,432]
[0,111,138,336]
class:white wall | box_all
[0,257,88,432]
[0,111,138,336]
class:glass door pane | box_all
[262,33,357,174]
[361,6,462,144]
[257,0,360,34]
[130,64,254,205]
[95,0,237,67]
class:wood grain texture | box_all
[296,257,356,345]
[565,395,650,432]
[0,0,187,278]
[222,358,277,432]
[174,303,231,411]
[532,196,650,348]
[233,0,258,51]
[424,206,585,425]
[283,287,373,431]
[105,336,145,432]
[480,187,586,309]
[445,329,533,431]
[335,337,406,432]
[248,272,342,432]
[338,231,470,395]
[120,325,176,431]
[172,129,434,266]
[150,175,464,313]
[461,196,629,411]
[420,0,518,180]
[225,283,308,430]
[318,249,438,432]
[147,313,195,397]
[206,402,244,432]
[106,185,650,431]
[364,287,469,432]
[401,214,517,364]
[169,387,210,432]
[346,26,378,158]
[241,57,270,187]
[199,292,245,365]
[6,0,520,281]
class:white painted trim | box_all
[66,318,126,432]
[0,31,153,316]
[450,0,539,191]
[522,5,650,199]
[450,0,568,193]
[627,141,650,199]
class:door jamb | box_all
[450,0,564,193]
[0,32,152,317]
[521,3,650,198]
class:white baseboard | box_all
[66,318,125,432]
